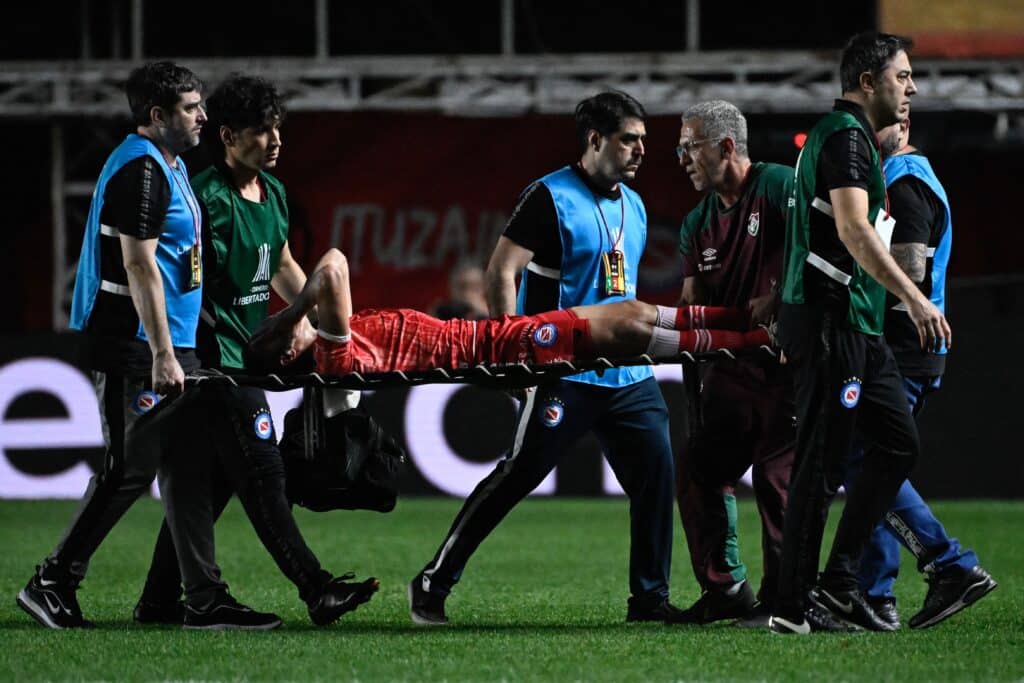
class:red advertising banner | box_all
[11,111,1024,335]
[270,112,698,313]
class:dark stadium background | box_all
[2,1,1021,499]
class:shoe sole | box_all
[910,577,997,630]
[311,579,381,627]
[183,619,282,631]
[16,591,63,630]
[407,583,449,626]
[134,617,183,626]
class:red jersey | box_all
[313,308,590,376]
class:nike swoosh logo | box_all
[38,578,58,587]
[43,592,70,616]
[770,616,810,634]
[824,590,854,614]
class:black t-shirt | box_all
[100,156,172,238]
[84,155,198,375]
[884,170,947,376]
[887,174,938,250]
[820,125,873,192]
[502,165,620,314]
[806,100,878,311]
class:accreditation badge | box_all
[189,244,202,289]
[602,249,626,296]
[874,211,896,251]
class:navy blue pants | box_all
[420,377,675,606]
[847,375,978,599]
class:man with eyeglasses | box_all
[672,100,795,627]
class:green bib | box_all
[193,167,289,369]
[782,110,889,335]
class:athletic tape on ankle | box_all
[317,329,351,343]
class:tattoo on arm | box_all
[890,243,928,283]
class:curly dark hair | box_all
[574,91,646,155]
[840,32,915,94]
[201,74,285,155]
[125,61,204,126]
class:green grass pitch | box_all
[0,498,1021,682]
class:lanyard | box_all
[593,192,625,252]
[871,133,891,215]
[168,162,202,246]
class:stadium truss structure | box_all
[2,53,1023,117]
[7,53,1020,328]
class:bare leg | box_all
[250,249,354,364]
[572,299,658,324]
[586,318,656,357]
[571,300,750,331]
[299,249,353,338]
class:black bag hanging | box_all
[280,387,406,513]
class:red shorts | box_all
[312,308,592,375]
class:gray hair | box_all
[681,100,749,157]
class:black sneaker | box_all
[909,565,997,630]
[769,602,861,634]
[626,597,690,624]
[734,602,773,629]
[183,593,281,631]
[133,598,185,625]
[810,585,895,632]
[678,581,757,624]
[866,596,900,630]
[408,573,449,626]
[308,572,380,627]
[16,568,93,629]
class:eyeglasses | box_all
[676,138,721,159]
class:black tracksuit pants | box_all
[41,372,164,584]
[775,303,919,620]
[133,383,331,607]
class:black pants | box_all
[41,372,163,584]
[775,303,919,619]
[419,378,675,606]
[134,383,331,607]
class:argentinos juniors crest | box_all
[539,397,565,427]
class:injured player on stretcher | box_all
[249,249,774,376]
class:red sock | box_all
[677,327,771,353]
[674,306,750,331]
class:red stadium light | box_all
[793,132,808,149]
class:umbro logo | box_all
[701,248,717,261]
